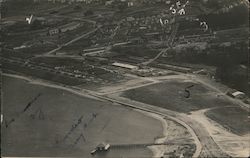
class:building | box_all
[48,22,81,35]
[105,0,114,5]
[91,142,110,155]
[227,90,246,99]
[112,62,138,70]
[231,91,246,99]
[128,1,134,6]
[59,22,81,33]
[48,28,59,36]
[96,142,110,151]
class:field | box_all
[1,76,163,157]
[205,107,249,136]
[1,49,34,59]
[111,45,159,58]
[59,38,93,55]
[122,79,234,113]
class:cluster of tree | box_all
[202,0,239,9]
[198,2,248,30]
[107,1,128,12]
[84,9,94,16]
[111,45,158,58]
[1,0,36,18]
[170,42,248,66]
[74,5,82,10]
[215,64,249,97]
[165,42,249,96]
[30,20,44,30]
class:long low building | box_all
[48,22,81,36]
[112,62,138,70]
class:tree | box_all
[84,10,93,16]
[74,5,82,10]
[117,1,127,12]
[30,20,42,30]
[205,0,222,9]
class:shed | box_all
[231,91,246,99]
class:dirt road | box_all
[4,72,247,157]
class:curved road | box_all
[99,94,229,157]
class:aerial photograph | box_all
[0,0,249,157]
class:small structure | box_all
[48,28,59,36]
[112,62,138,70]
[231,91,246,99]
[1,114,3,124]
[48,22,81,36]
[227,90,246,99]
[126,16,135,22]
[128,1,134,7]
[13,45,27,50]
[91,142,110,155]
[105,0,114,6]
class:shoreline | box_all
[136,110,169,157]
[2,73,102,101]
[3,73,205,157]
[2,73,168,157]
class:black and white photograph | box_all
[0,0,249,157]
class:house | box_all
[48,28,59,36]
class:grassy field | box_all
[205,107,249,136]
[2,76,163,157]
[4,34,38,48]
[122,79,234,113]
[1,49,33,59]
[111,45,159,59]
[59,38,92,55]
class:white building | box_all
[112,62,138,70]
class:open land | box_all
[1,0,249,157]
[1,75,161,157]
